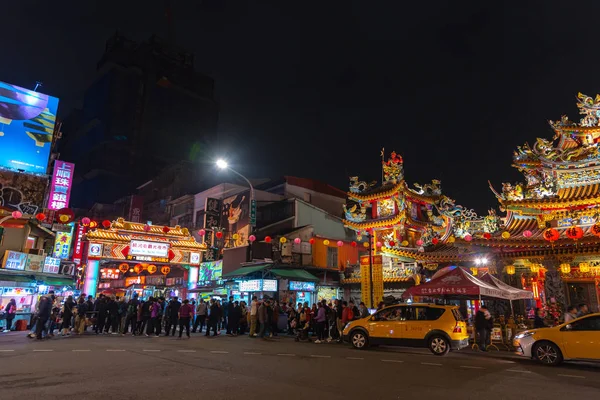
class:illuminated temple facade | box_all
[343,93,600,313]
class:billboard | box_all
[198,260,223,287]
[48,161,74,210]
[0,169,48,214]
[221,191,250,247]
[54,231,73,259]
[0,81,60,173]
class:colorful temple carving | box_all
[343,94,600,313]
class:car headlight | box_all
[514,331,535,340]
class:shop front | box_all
[83,218,206,299]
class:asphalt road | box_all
[1,331,599,400]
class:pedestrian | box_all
[287,302,296,335]
[118,297,128,333]
[226,296,235,335]
[166,297,181,336]
[178,299,193,339]
[249,296,259,337]
[74,297,88,335]
[342,301,354,327]
[155,297,164,336]
[206,299,220,337]
[576,303,590,318]
[94,295,108,335]
[314,300,327,343]
[123,294,139,335]
[564,305,578,323]
[475,305,493,351]
[230,301,241,336]
[258,299,270,339]
[147,297,158,336]
[359,302,370,319]
[271,300,280,336]
[4,298,17,331]
[350,301,359,321]
[36,295,52,340]
[61,295,76,336]
[192,298,208,333]
[106,296,119,334]
[335,300,344,342]
[533,308,546,328]
[239,301,248,335]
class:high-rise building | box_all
[59,32,218,208]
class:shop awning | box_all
[270,268,319,282]
[479,272,534,300]
[42,276,76,287]
[222,263,270,278]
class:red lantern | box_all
[198,229,206,236]
[565,226,583,240]
[35,213,46,222]
[118,263,129,273]
[81,217,91,226]
[89,220,98,229]
[351,241,357,247]
[248,235,256,242]
[215,231,223,239]
[134,264,142,274]
[388,241,396,247]
[143,224,151,232]
[483,232,491,240]
[161,266,171,275]
[102,220,111,228]
[543,228,560,242]
[591,223,600,238]
[523,230,532,238]
[431,237,439,245]
[264,236,272,243]
[56,208,74,224]
[337,240,344,247]
[309,238,315,245]
[162,226,170,234]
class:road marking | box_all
[506,369,531,374]
[244,352,262,355]
[310,355,331,358]
[557,374,585,379]
[106,349,125,352]
[381,359,404,363]
[421,362,442,366]
[177,350,196,353]
[72,350,91,352]
[346,357,364,360]
[277,353,295,357]
[0,350,15,352]
[210,351,229,354]
[497,360,516,364]
[460,365,484,369]
[143,349,161,352]
[33,349,53,352]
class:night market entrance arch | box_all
[83,218,206,298]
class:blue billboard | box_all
[0,81,59,173]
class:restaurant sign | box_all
[129,240,169,258]
[2,251,27,270]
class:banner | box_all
[128,195,144,223]
[47,160,74,210]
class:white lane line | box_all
[557,374,585,379]
[0,350,15,352]
[497,360,516,364]
[143,349,161,352]
[72,350,91,352]
[506,369,531,374]
[381,359,404,363]
[244,352,262,355]
[106,349,125,352]
[210,351,229,354]
[33,349,53,352]
[310,355,331,358]
[177,350,196,353]
[277,353,295,357]
[421,362,442,366]
[346,357,364,360]
[460,365,484,369]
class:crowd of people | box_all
[24,291,372,343]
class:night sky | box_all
[3,1,600,213]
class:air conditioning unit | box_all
[26,248,44,256]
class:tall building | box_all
[59,32,218,208]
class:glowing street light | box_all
[216,159,228,169]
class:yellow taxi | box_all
[342,303,469,355]
[513,312,600,365]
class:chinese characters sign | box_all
[129,240,169,258]
[2,251,27,270]
[43,257,61,273]
[48,161,74,210]
[72,223,86,265]
[53,232,73,259]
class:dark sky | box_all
[3,1,600,213]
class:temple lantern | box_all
[483,233,491,240]
[363,242,369,248]
[501,231,510,239]
[565,226,583,241]
[543,228,559,242]
[560,263,571,274]
[431,238,438,245]
[529,264,540,273]
[470,267,478,276]
[309,238,315,245]
[337,240,344,247]
[118,263,129,273]
[265,236,272,243]
[279,237,287,244]
[401,240,409,246]
[351,241,357,247]
[523,230,532,238]
[592,223,600,238]
[578,262,590,273]
[294,238,302,244]
[506,265,516,275]
[323,239,330,246]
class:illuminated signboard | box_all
[125,276,145,286]
[129,240,169,258]
[289,281,315,291]
[197,261,223,288]
[238,279,277,292]
[47,161,74,210]
[2,287,35,296]
[25,254,44,272]
[190,252,201,265]
[0,81,60,173]
[54,231,73,259]
[2,250,27,270]
[43,257,61,274]
[87,243,103,258]
[100,268,120,280]
[72,223,86,265]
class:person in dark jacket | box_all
[36,296,52,340]
[474,305,493,351]
[94,295,108,334]
[533,308,547,329]
[226,296,235,335]
[123,295,139,335]
[229,301,241,336]
[166,297,181,336]
[74,297,88,334]
[105,296,119,334]
[4,298,17,331]
[206,299,220,337]
[61,295,76,335]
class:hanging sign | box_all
[2,251,27,270]
[129,240,169,258]
[48,161,75,210]
[43,257,61,274]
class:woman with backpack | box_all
[4,299,17,331]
